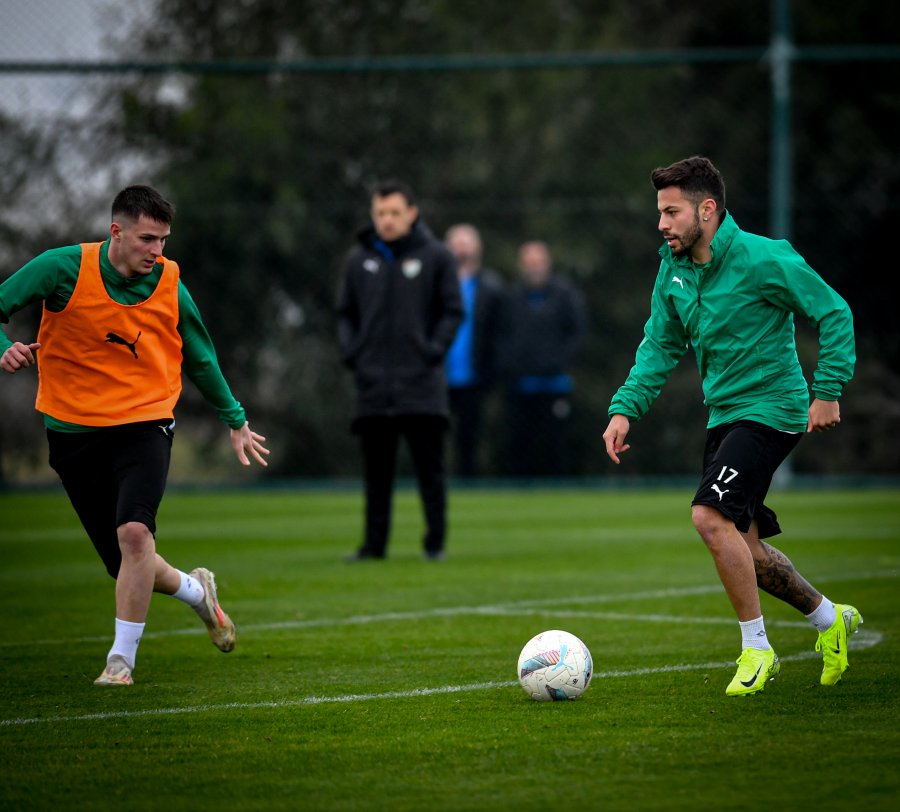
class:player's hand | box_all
[603,414,631,464]
[0,341,41,374]
[230,421,270,467]
[807,398,841,434]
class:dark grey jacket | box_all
[499,276,587,379]
[337,219,463,423]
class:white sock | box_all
[171,570,205,607]
[108,618,145,669]
[806,596,837,633]
[739,616,771,651]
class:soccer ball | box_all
[517,629,593,701]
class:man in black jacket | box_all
[500,240,588,477]
[444,223,505,478]
[337,180,463,561]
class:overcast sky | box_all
[1,0,145,116]
[1,0,116,60]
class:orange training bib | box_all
[35,242,183,426]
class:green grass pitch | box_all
[1,486,898,811]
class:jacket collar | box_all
[659,210,739,270]
[358,218,432,258]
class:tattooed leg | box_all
[751,541,821,614]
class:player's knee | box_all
[691,504,727,545]
[117,521,155,558]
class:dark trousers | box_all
[356,415,447,557]
[448,385,485,478]
[505,391,570,477]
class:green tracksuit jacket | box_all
[609,212,855,433]
[0,241,246,432]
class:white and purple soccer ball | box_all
[517,629,593,701]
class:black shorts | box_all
[47,419,175,577]
[692,420,801,539]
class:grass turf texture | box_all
[1,486,898,811]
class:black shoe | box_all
[344,549,385,563]
[424,550,446,561]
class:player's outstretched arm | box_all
[603,414,631,465]
[1,342,41,374]
[230,421,270,467]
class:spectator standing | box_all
[444,224,505,477]
[500,240,587,477]
[337,180,463,561]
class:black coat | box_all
[498,276,588,379]
[337,219,463,423]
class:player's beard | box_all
[671,210,703,257]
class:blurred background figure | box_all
[337,180,462,561]
[500,240,587,478]
[443,224,505,478]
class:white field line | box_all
[0,630,882,728]
[4,569,893,648]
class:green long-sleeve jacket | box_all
[609,213,855,433]
[0,241,246,432]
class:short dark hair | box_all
[650,156,726,214]
[111,185,175,225]
[369,179,416,206]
